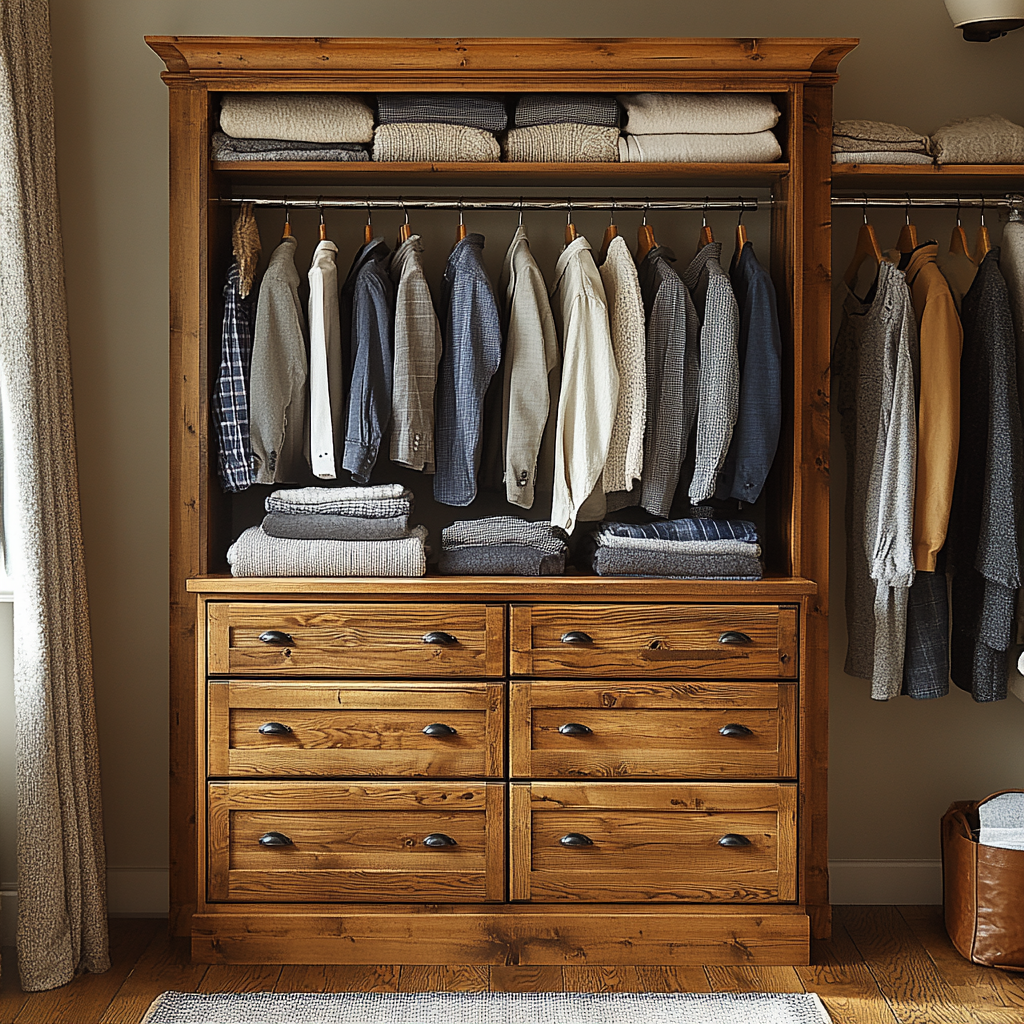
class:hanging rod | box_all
[216,195,762,212]
[832,193,1024,209]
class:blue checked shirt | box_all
[434,234,503,506]
[595,518,759,543]
[212,262,256,492]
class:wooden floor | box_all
[3,906,1024,1024]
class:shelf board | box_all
[832,163,1024,192]
[213,160,789,189]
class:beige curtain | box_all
[0,0,109,992]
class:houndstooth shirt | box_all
[376,93,508,132]
[212,263,256,492]
[441,516,568,553]
[682,242,740,504]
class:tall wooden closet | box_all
[147,36,855,966]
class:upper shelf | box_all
[214,160,790,188]
[832,163,1024,193]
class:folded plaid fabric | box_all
[266,485,413,518]
[227,525,427,577]
[212,133,370,162]
[503,124,619,163]
[262,512,410,541]
[441,516,568,554]
[376,94,508,132]
[372,123,500,162]
[514,94,619,128]
[591,546,763,579]
[437,544,565,576]
[595,518,759,543]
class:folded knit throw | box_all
[596,518,759,543]
[591,546,763,579]
[376,94,508,132]
[832,119,929,150]
[514,94,620,129]
[437,544,566,576]
[503,124,619,163]
[228,525,427,577]
[929,113,1024,165]
[219,93,375,144]
[832,151,934,165]
[831,137,928,154]
[372,123,500,162]
[442,516,568,554]
[262,512,410,541]
[618,93,780,135]
[618,132,781,164]
[211,132,370,162]
[595,536,762,557]
[266,485,413,518]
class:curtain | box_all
[0,0,109,992]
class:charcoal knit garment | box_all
[437,544,565,576]
[591,547,763,579]
[261,513,410,542]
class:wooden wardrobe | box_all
[147,35,855,966]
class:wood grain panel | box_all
[510,782,797,904]
[208,680,504,777]
[510,680,796,779]
[208,781,505,903]
[207,602,505,677]
[510,604,798,678]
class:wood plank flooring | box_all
[3,907,1024,1024]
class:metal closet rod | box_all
[832,194,1024,209]
[217,195,762,212]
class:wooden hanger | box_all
[318,202,326,242]
[637,202,657,261]
[564,201,578,246]
[974,197,992,263]
[949,198,970,257]
[364,201,373,245]
[896,196,918,253]
[843,200,882,287]
[398,201,411,245]
[600,201,619,262]
[733,207,748,268]
[281,200,292,239]
[698,199,714,247]
[456,200,466,242]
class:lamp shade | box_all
[944,0,1024,39]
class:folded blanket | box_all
[595,536,762,557]
[595,518,759,543]
[832,151,934,165]
[514,94,619,129]
[372,123,500,162]
[618,93,779,135]
[618,132,781,164]
[219,93,374,144]
[591,547,763,579]
[929,113,1024,165]
[266,485,412,518]
[262,512,410,541]
[211,132,370,162]
[503,124,619,163]
[376,94,508,132]
[437,544,565,576]
[441,516,568,554]
[832,119,929,150]
[832,138,928,154]
[227,525,427,577]
[978,792,1024,851]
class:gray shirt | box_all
[250,236,308,484]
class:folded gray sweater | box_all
[266,485,413,518]
[211,132,370,162]
[219,93,375,144]
[441,517,568,554]
[228,525,427,577]
[262,512,410,541]
[437,544,565,576]
[591,547,763,579]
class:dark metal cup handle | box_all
[718,723,753,738]
[558,722,592,737]
[718,631,752,645]
[422,631,457,645]
[423,833,457,847]
[559,833,594,847]
[422,723,457,737]
[258,832,293,847]
[718,833,753,847]
[259,630,294,645]
[560,631,593,644]
[258,722,293,736]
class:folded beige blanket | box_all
[219,93,374,144]
[503,124,619,162]
[832,151,934,165]
[618,93,779,135]
[832,137,929,154]
[832,119,929,150]
[929,113,1024,165]
[618,131,781,163]
[372,123,500,162]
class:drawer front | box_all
[208,602,505,677]
[510,604,797,678]
[509,681,796,779]
[208,781,505,903]
[209,681,505,778]
[510,782,796,903]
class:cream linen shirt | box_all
[307,239,342,479]
[500,226,561,508]
[549,235,619,533]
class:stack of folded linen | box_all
[373,94,505,162]
[503,94,620,162]
[831,120,932,165]
[438,516,568,576]
[583,518,763,579]
[227,485,427,577]
[216,93,374,161]
[929,113,1024,165]
[617,93,782,163]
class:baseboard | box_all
[828,859,942,905]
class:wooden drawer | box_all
[208,781,505,903]
[510,604,797,678]
[209,680,504,778]
[509,681,796,779]
[510,782,796,903]
[207,602,505,677]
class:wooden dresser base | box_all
[191,905,811,966]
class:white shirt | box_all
[549,235,619,533]
[307,239,341,479]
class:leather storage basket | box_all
[942,792,1024,971]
